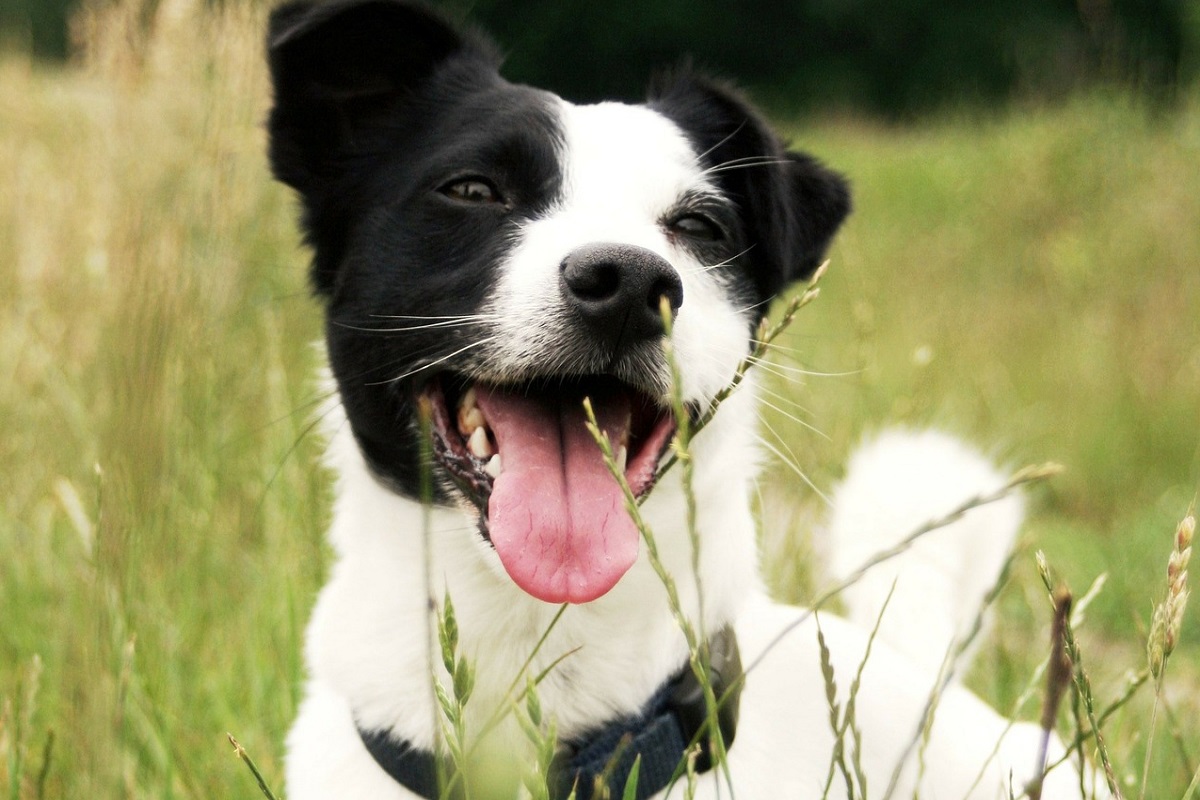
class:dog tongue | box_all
[474,384,639,604]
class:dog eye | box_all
[668,214,724,243]
[440,178,504,205]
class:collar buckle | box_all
[665,624,743,773]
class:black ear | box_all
[648,71,851,301]
[785,151,852,279]
[266,0,497,194]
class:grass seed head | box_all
[1148,605,1167,679]
[1148,507,1194,678]
[1178,512,1195,552]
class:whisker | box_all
[216,386,342,457]
[334,339,467,386]
[742,353,862,381]
[732,296,776,317]
[701,156,792,176]
[739,339,820,358]
[687,339,842,386]
[369,313,498,321]
[757,396,830,441]
[368,337,497,386]
[753,424,831,506]
[686,245,756,274]
[252,401,343,521]
[755,381,817,417]
[694,120,748,164]
[334,317,489,334]
[729,356,812,387]
[691,334,859,383]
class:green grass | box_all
[1,3,1198,796]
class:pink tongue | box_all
[474,384,639,604]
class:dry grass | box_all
[1,1,1198,796]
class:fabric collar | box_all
[357,625,742,800]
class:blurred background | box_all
[3,0,1196,114]
[1,0,1198,797]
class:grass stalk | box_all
[819,584,895,799]
[582,400,698,657]
[745,463,1062,679]
[878,550,1018,800]
[435,592,477,800]
[573,262,832,795]
[844,584,897,798]
[226,734,281,800]
[1026,587,1074,800]
[658,297,735,794]
[816,616,857,800]
[470,604,573,750]
[34,730,53,800]
[515,678,559,800]
[416,397,443,770]
[1164,703,1197,785]
[1184,762,1200,800]
[653,262,827,485]
[1036,552,1123,799]
[1037,668,1149,782]
[964,658,1051,798]
[583,397,726,797]
[3,698,17,800]
[1139,503,1194,800]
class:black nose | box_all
[560,243,684,352]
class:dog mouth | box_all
[421,374,681,604]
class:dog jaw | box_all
[307,378,763,747]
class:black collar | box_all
[358,626,742,800]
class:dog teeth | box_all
[484,454,502,479]
[457,387,485,436]
[615,444,628,474]
[457,386,496,462]
[468,425,494,459]
[460,407,485,435]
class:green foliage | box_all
[0,2,1198,797]
[0,0,71,57]
[432,0,1191,115]
[0,6,323,795]
[3,0,1195,115]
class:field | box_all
[1,3,1198,797]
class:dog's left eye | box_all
[440,178,505,205]
[668,214,724,243]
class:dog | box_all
[266,1,1095,796]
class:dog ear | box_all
[267,0,499,294]
[648,71,851,301]
[783,150,852,281]
[266,0,497,194]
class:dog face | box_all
[267,0,850,604]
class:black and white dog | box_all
[266,1,1092,797]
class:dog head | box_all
[267,0,850,604]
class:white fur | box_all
[288,420,1090,799]
[286,100,1098,799]
[826,429,1024,675]
[485,101,750,404]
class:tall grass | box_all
[1,2,324,795]
[0,1,1197,796]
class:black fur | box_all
[648,72,851,295]
[266,0,850,495]
[268,0,564,492]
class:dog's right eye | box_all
[440,178,504,205]
[668,213,724,243]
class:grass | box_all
[1,2,1198,796]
